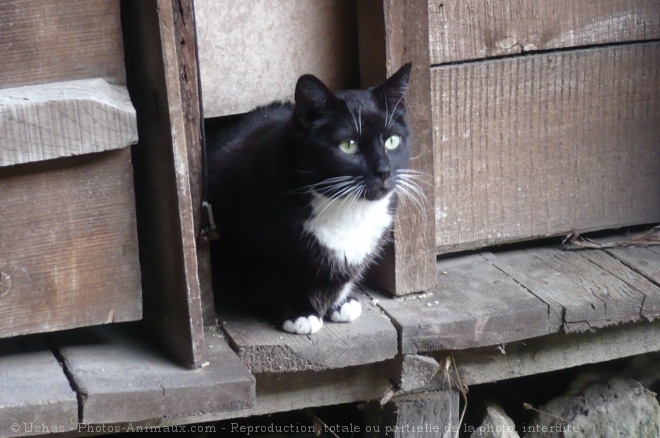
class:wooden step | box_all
[52,325,255,425]
[373,232,660,353]
[0,338,78,437]
[217,299,398,373]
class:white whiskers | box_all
[394,169,433,224]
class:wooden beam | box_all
[433,43,660,253]
[428,0,660,64]
[364,391,460,438]
[358,0,437,295]
[0,79,137,167]
[425,320,660,388]
[138,359,399,426]
[121,0,207,366]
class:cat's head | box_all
[292,63,413,201]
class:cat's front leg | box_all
[326,282,362,323]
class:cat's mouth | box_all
[364,181,394,201]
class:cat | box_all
[207,63,418,335]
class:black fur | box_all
[208,64,413,332]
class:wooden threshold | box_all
[217,299,398,373]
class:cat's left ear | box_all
[374,62,412,108]
[295,74,336,126]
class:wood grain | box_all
[428,0,660,64]
[0,0,126,88]
[153,359,398,424]
[122,0,207,367]
[606,246,660,319]
[358,0,437,295]
[218,298,398,373]
[433,43,660,253]
[374,253,552,354]
[0,79,137,167]
[0,149,142,338]
[56,325,255,424]
[485,245,660,332]
[399,354,441,392]
[172,0,215,326]
[425,320,660,387]
[364,391,459,438]
[0,338,78,435]
[196,0,359,117]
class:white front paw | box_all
[330,299,362,322]
[282,315,323,334]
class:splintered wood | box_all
[433,43,660,253]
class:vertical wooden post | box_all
[122,0,207,367]
[365,391,460,437]
[358,0,437,295]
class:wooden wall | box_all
[430,0,660,253]
[0,0,126,88]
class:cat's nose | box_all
[375,166,391,182]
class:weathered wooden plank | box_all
[122,0,207,366]
[485,245,660,332]
[583,249,660,320]
[174,1,215,326]
[433,43,660,253]
[218,298,398,373]
[428,0,660,64]
[374,253,553,354]
[0,339,78,437]
[364,391,460,438]
[399,354,441,392]
[606,246,660,317]
[0,149,142,338]
[196,0,359,117]
[150,359,398,425]
[0,0,126,88]
[425,320,660,387]
[358,0,437,295]
[0,79,137,167]
[56,326,255,425]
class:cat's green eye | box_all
[339,139,358,154]
[384,135,401,150]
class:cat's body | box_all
[208,64,414,334]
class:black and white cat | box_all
[208,63,418,334]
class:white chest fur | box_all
[304,192,393,265]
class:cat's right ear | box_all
[295,75,335,126]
